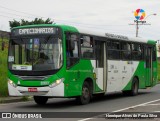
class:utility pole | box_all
[135,13,156,37]
[136,21,139,37]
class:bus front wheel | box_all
[34,96,48,105]
[76,81,91,105]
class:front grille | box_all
[15,75,50,81]
[20,91,48,96]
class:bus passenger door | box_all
[95,41,106,92]
[145,46,153,86]
[66,33,80,81]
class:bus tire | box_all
[34,96,48,105]
[122,78,139,96]
[76,81,91,105]
[130,78,139,96]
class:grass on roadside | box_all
[0,39,9,97]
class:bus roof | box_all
[77,27,156,44]
[11,24,156,44]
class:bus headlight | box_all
[8,79,17,88]
[49,78,64,88]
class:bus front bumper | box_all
[8,82,64,97]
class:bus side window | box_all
[66,33,79,68]
[80,35,94,58]
[132,43,143,60]
[107,40,120,60]
[152,46,156,61]
[121,42,131,60]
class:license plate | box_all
[28,88,37,92]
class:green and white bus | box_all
[8,24,158,105]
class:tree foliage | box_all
[9,18,54,28]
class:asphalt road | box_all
[1,84,160,121]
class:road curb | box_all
[0,96,33,104]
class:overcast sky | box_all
[0,0,159,40]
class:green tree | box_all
[9,18,54,28]
[21,19,31,26]
[9,19,21,28]
[44,18,53,24]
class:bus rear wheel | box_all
[123,78,139,96]
[130,78,139,96]
[76,81,91,105]
[34,96,48,105]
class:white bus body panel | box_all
[106,60,139,93]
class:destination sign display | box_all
[105,33,128,40]
[12,27,57,36]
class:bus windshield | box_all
[8,36,63,72]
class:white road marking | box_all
[113,98,160,112]
[142,104,160,106]
[78,118,93,121]
[78,98,160,121]
[154,111,160,112]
